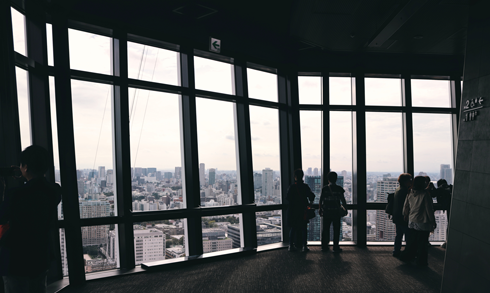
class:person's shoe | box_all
[288,245,297,252]
[440,242,447,249]
[302,246,310,252]
[333,247,343,253]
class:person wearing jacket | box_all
[286,169,315,252]
[399,176,436,266]
[392,173,412,257]
[0,146,62,292]
[319,172,347,253]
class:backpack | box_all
[385,192,395,219]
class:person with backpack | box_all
[319,172,347,253]
[391,173,412,257]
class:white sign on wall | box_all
[210,37,221,53]
[463,97,484,122]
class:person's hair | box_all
[20,145,49,176]
[437,179,447,187]
[294,169,304,181]
[398,173,412,185]
[412,176,427,191]
[327,171,338,183]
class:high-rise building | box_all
[106,169,114,185]
[98,166,106,178]
[305,175,322,241]
[253,173,262,189]
[341,170,347,178]
[336,176,344,188]
[262,168,273,199]
[79,201,111,246]
[313,168,319,176]
[199,163,205,187]
[227,224,241,248]
[134,228,166,265]
[147,167,157,175]
[202,228,232,253]
[307,168,312,176]
[440,164,452,184]
[175,167,182,179]
[134,167,143,178]
[375,177,399,241]
[164,172,172,179]
[209,168,216,186]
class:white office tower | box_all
[106,169,114,185]
[440,164,453,184]
[375,177,399,241]
[262,168,273,199]
[134,228,166,265]
[200,163,205,187]
[107,230,119,264]
[202,228,233,253]
[430,210,448,241]
[175,166,182,179]
[98,166,106,178]
[307,167,312,176]
[313,168,319,176]
[59,229,68,276]
[79,201,111,246]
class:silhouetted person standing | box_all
[434,179,452,248]
[399,176,436,266]
[0,146,61,293]
[392,173,412,257]
[319,172,347,253]
[287,169,315,252]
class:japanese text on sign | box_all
[463,97,484,122]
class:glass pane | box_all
[46,23,54,66]
[300,110,322,181]
[298,76,321,104]
[413,114,453,184]
[16,67,30,150]
[411,79,450,107]
[367,210,397,242]
[69,29,111,75]
[307,210,353,243]
[196,99,239,207]
[71,80,116,217]
[329,77,352,105]
[129,88,184,211]
[366,112,403,202]
[10,7,26,55]
[307,213,321,241]
[247,68,278,102]
[82,224,119,273]
[194,57,233,95]
[59,229,68,276]
[365,78,402,106]
[48,76,63,220]
[430,211,448,241]
[202,214,240,253]
[256,210,282,245]
[128,42,179,86]
[133,220,186,264]
[330,112,353,204]
[250,106,281,205]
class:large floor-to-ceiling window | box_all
[3,2,459,286]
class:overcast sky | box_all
[11,8,454,174]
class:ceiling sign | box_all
[210,37,221,53]
[463,97,484,122]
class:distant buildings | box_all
[209,168,216,186]
[202,228,232,253]
[375,176,399,241]
[440,164,453,184]
[199,163,205,187]
[262,168,273,199]
[134,228,166,265]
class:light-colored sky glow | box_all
[13,17,454,174]
[11,7,26,56]
[365,78,402,106]
[196,98,237,171]
[366,112,403,173]
[411,79,451,107]
[249,106,281,172]
[129,89,182,171]
[195,57,234,95]
[300,111,322,171]
[247,68,278,102]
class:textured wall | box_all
[441,1,490,292]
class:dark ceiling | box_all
[43,0,469,56]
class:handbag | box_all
[328,185,348,217]
[305,206,316,220]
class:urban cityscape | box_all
[57,163,451,275]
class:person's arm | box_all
[306,185,315,204]
[318,188,325,216]
[340,188,347,207]
[402,194,410,222]
[425,192,436,229]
